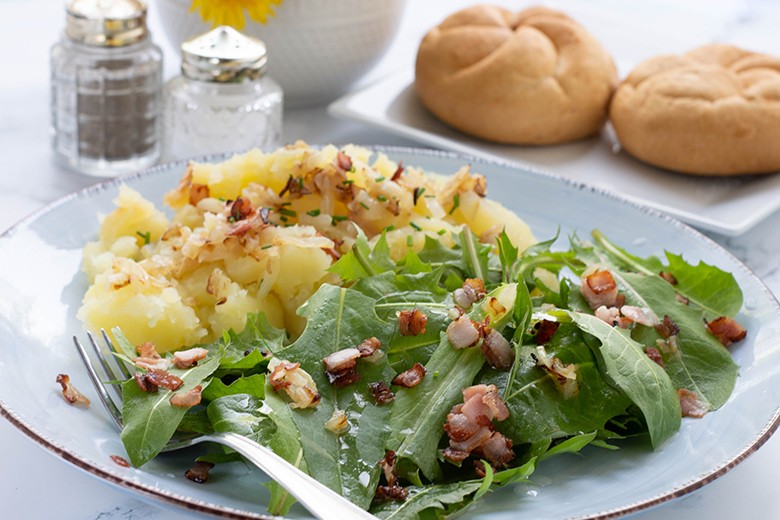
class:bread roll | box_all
[414,5,617,145]
[610,44,780,175]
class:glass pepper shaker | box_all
[50,0,163,177]
[163,26,283,161]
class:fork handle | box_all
[203,431,376,520]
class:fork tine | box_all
[73,335,123,431]
[86,330,124,401]
[101,328,132,381]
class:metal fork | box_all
[73,330,375,520]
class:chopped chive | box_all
[298,177,304,190]
[331,215,348,225]
[261,244,273,250]
[279,216,288,223]
[306,209,321,217]
[449,193,460,215]
[342,179,355,185]
[409,221,422,231]
[375,176,385,182]
[406,235,414,247]
[437,229,446,236]
[377,194,388,202]
[279,208,297,218]
[359,201,370,210]
[280,201,292,207]
[384,225,395,232]
[136,230,151,245]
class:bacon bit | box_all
[335,182,357,203]
[656,335,679,355]
[324,409,350,435]
[659,271,678,285]
[322,348,361,373]
[706,316,747,347]
[170,385,203,408]
[146,369,184,391]
[397,309,428,336]
[369,381,395,405]
[534,320,560,345]
[357,337,382,357]
[55,374,90,407]
[392,363,426,388]
[481,329,514,370]
[336,151,353,172]
[676,294,690,305]
[173,347,208,369]
[379,450,399,486]
[268,358,321,408]
[229,196,253,222]
[374,484,408,503]
[279,175,311,198]
[678,388,710,418]
[580,269,625,310]
[328,369,361,388]
[134,372,158,392]
[656,315,680,339]
[646,347,665,368]
[110,455,130,468]
[391,162,404,182]
[453,278,486,309]
[374,451,407,503]
[620,305,660,327]
[185,461,215,483]
[227,207,270,237]
[446,315,481,349]
[206,269,231,305]
[443,384,514,468]
[136,341,161,359]
[189,183,210,205]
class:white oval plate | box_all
[1,147,779,519]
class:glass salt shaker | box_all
[50,0,163,177]
[163,26,283,161]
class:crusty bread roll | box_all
[610,44,780,176]
[414,5,617,145]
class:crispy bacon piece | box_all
[453,278,486,309]
[229,196,253,222]
[137,341,160,359]
[481,329,514,370]
[659,271,678,285]
[392,363,426,388]
[369,381,395,405]
[170,385,202,408]
[185,461,215,483]
[620,305,660,327]
[678,388,709,418]
[442,384,514,468]
[706,316,747,347]
[446,315,481,349]
[189,183,210,205]
[357,337,381,358]
[534,320,560,345]
[374,451,407,503]
[134,372,158,392]
[646,347,665,368]
[397,309,428,336]
[279,175,311,198]
[173,347,208,369]
[336,151,353,172]
[656,315,680,339]
[580,269,625,310]
[55,374,90,407]
[226,207,270,238]
[110,455,130,468]
[533,347,579,399]
[146,369,183,391]
[134,341,171,370]
[391,162,404,182]
[322,348,360,373]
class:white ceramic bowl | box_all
[154,0,406,107]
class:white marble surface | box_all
[1,0,780,518]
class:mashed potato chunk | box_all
[78,143,534,352]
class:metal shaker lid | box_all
[181,26,268,83]
[65,0,147,47]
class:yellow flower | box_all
[189,0,283,29]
